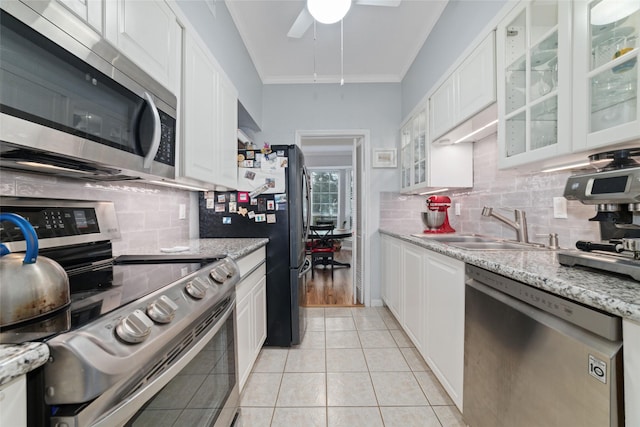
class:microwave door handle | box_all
[141,92,161,169]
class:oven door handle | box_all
[89,295,236,427]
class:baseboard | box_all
[370,299,384,307]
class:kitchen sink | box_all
[410,234,548,250]
[410,234,498,243]
[447,241,547,251]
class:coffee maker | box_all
[560,149,640,281]
[421,195,455,233]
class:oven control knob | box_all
[210,267,227,284]
[115,310,153,344]
[147,295,178,323]
[185,277,209,299]
[222,262,236,277]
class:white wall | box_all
[0,170,192,255]
[379,134,600,248]
[401,0,507,118]
[257,82,401,305]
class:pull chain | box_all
[340,19,344,86]
[313,20,317,82]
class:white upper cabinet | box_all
[182,31,238,189]
[430,32,496,143]
[54,0,103,33]
[496,0,572,168]
[572,0,640,151]
[400,107,473,193]
[105,0,181,93]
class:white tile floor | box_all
[237,306,467,427]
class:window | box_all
[311,171,339,225]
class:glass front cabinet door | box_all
[573,0,640,151]
[497,0,572,168]
[400,108,427,192]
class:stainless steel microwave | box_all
[0,2,177,181]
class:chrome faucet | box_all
[481,206,529,243]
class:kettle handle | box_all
[0,213,39,264]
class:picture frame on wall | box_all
[372,149,397,168]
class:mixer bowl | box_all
[421,211,445,230]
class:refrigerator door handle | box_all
[303,165,311,241]
[299,258,312,278]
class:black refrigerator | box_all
[199,144,310,346]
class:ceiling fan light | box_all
[307,0,351,24]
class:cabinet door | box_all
[424,251,465,410]
[236,292,253,391]
[217,75,239,189]
[497,0,572,168]
[0,376,26,427]
[104,0,180,92]
[572,0,640,151]
[430,77,456,141]
[402,243,424,352]
[381,235,402,321]
[253,275,267,351]
[457,32,496,123]
[55,0,103,33]
[183,33,219,183]
[400,123,413,190]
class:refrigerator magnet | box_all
[250,198,258,206]
[214,204,226,212]
[245,150,255,159]
[244,170,256,180]
[267,200,275,210]
[206,199,214,209]
[230,193,236,202]
[274,194,287,203]
[258,198,266,211]
[238,192,249,203]
[238,207,248,217]
[217,194,226,203]
[248,211,256,219]
[255,213,266,222]
[228,202,237,213]
[222,217,231,224]
[267,214,276,224]
[276,150,285,157]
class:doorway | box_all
[296,130,368,307]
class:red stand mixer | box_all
[422,195,455,233]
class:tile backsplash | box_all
[0,170,192,254]
[380,134,601,249]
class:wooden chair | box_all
[308,224,335,278]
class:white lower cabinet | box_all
[381,234,402,321]
[381,234,465,411]
[402,243,425,353]
[424,250,465,410]
[235,249,267,391]
[0,376,26,427]
[623,319,640,427]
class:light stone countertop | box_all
[380,228,640,323]
[0,342,49,386]
[0,238,268,386]
[119,238,269,261]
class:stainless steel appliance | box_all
[0,3,177,181]
[560,148,640,280]
[464,265,624,427]
[0,198,239,427]
[200,144,311,346]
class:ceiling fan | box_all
[287,0,402,38]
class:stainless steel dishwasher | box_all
[464,265,624,427]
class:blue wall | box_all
[401,0,507,118]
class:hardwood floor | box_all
[303,249,361,307]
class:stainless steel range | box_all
[0,197,240,427]
[560,149,640,281]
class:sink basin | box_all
[410,234,547,250]
[411,234,498,243]
[448,241,546,251]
